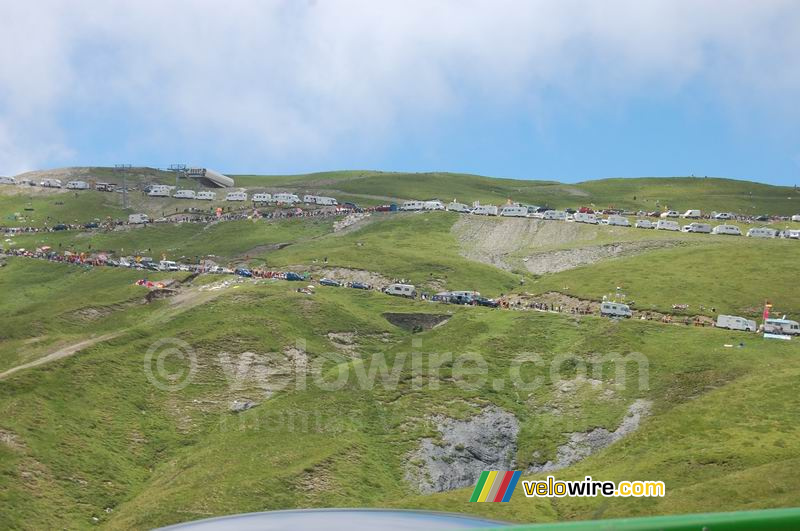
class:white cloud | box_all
[0,0,798,173]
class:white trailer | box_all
[472,205,498,216]
[65,180,89,190]
[252,193,272,203]
[499,206,528,217]
[40,178,63,188]
[400,200,425,211]
[447,202,472,213]
[635,219,655,229]
[196,191,217,201]
[148,185,171,197]
[383,283,416,298]
[600,302,632,318]
[542,210,567,221]
[173,189,196,199]
[656,220,680,231]
[712,224,741,236]
[746,227,777,238]
[273,193,300,204]
[682,209,702,218]
[128,213,149,224]
[716,315,756,332]
[0,176,16,185]
[316,196,338,206]
[607,215,631,227]
[574,212,598,224]
[683,222,711,233]
[423,200,445,211]
[225,191,248,201]
[764,318,800,335]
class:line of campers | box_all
[147,186,333,205]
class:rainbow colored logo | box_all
[469,471,521,502]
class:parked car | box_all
[473,297,499,308]
[348,281,372,290]
[235,268,253,277]
[319,278,341,287]
[83,222,99,229]
[53,224,68,231]
[285,272,304,281]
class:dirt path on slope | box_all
[0,333,121,380]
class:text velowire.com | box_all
[522,476,665,498]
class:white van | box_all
[0,176,16,185]
[159,260,179,271]
[764,318,800,336]
[383,283,416,298]
[600,302,632,318]
[472,205,498,216]
[225,191,248,201]
[574,212,598,224]
[252,193,272,203]
[542,210,567,221]
[746,227,777,238]
[316,196,338,206]
[683,222,711,233]
[173,189,196,199]
[40,178,63,188]
[607,215,631,227]
[660,210,679,218]
[196,191,216,201]
[65,180,89,190]
[128,213,149,224]
[712,224,741,236]
[400,200,425,211]
[274,193,300,204]
[447,202,471,213]
[423,200,445,211]
[682,209,702,219]
[499,206,528,217]
[716,315,757,332]
[148,185,171,197]
[635,219,655,229]
[656,220,680,231]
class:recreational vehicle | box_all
[764,318,800,336]
[574,212,598,224]
[683,222,711,233]
[383,283,416,298]
[173,189,196,199]
[792,215,800,222]
[273,193,300,204]
[712,224,741,236]
[225,191,248,201]
[252,193,272,203]
[95,182,116,192]
[635,219,655,229]
[656,220,680,231]
[128,213,149,224]
[600,302,632,318]
[40,178,63,188]
[716,315,757,332]
[682,209,702,218]
[785,230,800,240]
[316,196,338,206]
[747,227,777,238]
[65,180,89,190]
[303,195,317,204]
[607,215,631,227]
[400,201,425,211]
[447,202,471,213]
[472,205,498,216]
[542,210,567,221]
[423,200,445,211]
[196,191,216,201]
[0,176,16,185]
[660,210,679,218]
[499,206,528,217]
[148,185,171,197]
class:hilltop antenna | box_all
[114,164,132,208]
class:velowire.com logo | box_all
[469,471,521,502]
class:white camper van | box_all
[472,205,498,216]
[225,191,248,201]
[383,283,416,298]
[682,210,702,219]
[792,215,800,222]
[746,227,777,238]
[196,191,216,201]
[574,212,598,224]
[542,210,567,221]
[316,196,338,206]
[683,222,712,233]
[252,193,272,203]
[499,206,528,217]
[65,180,89,190]
[712,224,741,236]
[422,200,445,211]
[716,315,757,332]
[764,318,800,336]
[0,176,16,185]
[447,202,471,213]
[173,189,196,199]
[635,219,655,229]
[607,215,631,227]
[400,201,425,211]
[656,220,680,231]
[600,302,632,318]
[159,260,179,271]
[40,178,63,188]
[148,185,171,197]
[128,213,149,224]
[274,193,300,204]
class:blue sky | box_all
[2,1,799,186]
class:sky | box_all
[1,0,799,185]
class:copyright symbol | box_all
[144,338,197,392]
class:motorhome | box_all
[542,210,567,221]
[635,219,655,229]
[713,212,734,220]
[682,209,702,218]
[499,206,528,217]
[148,185,171,197]
[423,200,445,211]
[383,283,416,298]
[400,200,425,211]
[273,193,300,204]
[471,205,498,216]
[716,315,757,332]
[792,214,800,222]
[764,318,800,336]
[40,178,63,188]
[95,182,116,192]
[196,191,216,201]
[683,222,712,233]
[159,260,179,271]
[225,191,248,201]
[712,224,741,236]
[128,213,149,224]
[785,230,800,240]
[303,195,317,204]
[656,220,680,231]
[747,227,777,238]
[447,202,471,213]
[0,176,16,185]
[65,180,89,190]
[607,215,631,227]
[660,210,680,218]
[600,302,632,318]
[173,189,196,199]
[574,212,598,224]
[316,196,338,206]
[252,193,272,203]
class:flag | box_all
[469,471,521,502]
